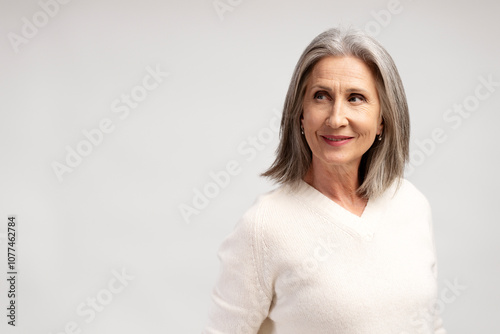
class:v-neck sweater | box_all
[204,179,446,334]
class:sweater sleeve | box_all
[203,206,273,334]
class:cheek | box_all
[350,115,380,135]
[352,106,381,132]
[302,107,322,127]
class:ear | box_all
[377,116,384,135]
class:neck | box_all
[303,159,367,216]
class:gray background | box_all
[1,0,499,333]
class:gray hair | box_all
[261,27,410,198]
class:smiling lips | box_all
[321,135,354,146]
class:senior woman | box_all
[203,27,446,334]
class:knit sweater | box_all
[203,178,446,334]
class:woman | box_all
[203,27,446,334]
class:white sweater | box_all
[203,179,446,334]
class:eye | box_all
[348,94,366,103]
[314,91,331,101]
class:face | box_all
[301,56,383,172]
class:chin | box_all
[319,156,358,168]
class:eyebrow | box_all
[310,85,371,96]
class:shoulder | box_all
[222,185,298,292]
[232,183,305,248]
[241,183,297,221]
[218,187,287,258]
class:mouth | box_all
[321,135,354,146]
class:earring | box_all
[301,125,304,135]
[378,134,382,141]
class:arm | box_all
[203,208,273,334]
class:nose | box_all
[326,101,348,128]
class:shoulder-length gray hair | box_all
[261,27,410,199]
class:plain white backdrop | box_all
[0,0,499,333]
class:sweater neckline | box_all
[286,179,396,241]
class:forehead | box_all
[308,56,377,88]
